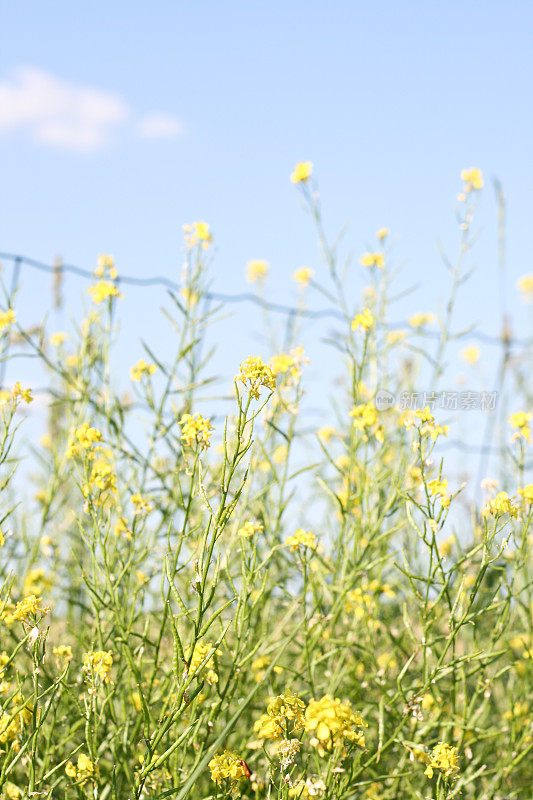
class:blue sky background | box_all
[0,1,531,487]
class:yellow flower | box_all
[237,520,263,539]
[95,254,115,276]
[305,695,367,754]
[376,227,389,241]
[131,493,153,514]
[518,484,533,505]
[460,345,480,365]
[351,307,374,332]
[236,357,276,399]
[12,595,49,623]
[130,359,157,382]
[0,309,16,330]
[408,312,434,328]
[285,529,317,552]
[53,645,73,665]
[317,426,336,443]
[12,382,33,404]
[23,568,52,597]
[483,491,518,518]
[290,161,313,184]
[83,650,113,684]
[180,287,198,308]
[508,411,531,443]
[209,750,249,790]
[65,753,97,784]
[386,329,406,345]
[359,251,385,269]
[87,280,122,305]
[246,259,269,283]
[424,741,459,779]
[179,413,213,450]
[517,273,533,304]
[183,221,212,249]
[0,530,4,548]
[4,782,20,799]
[66,422,103,458]
[293,266,314,287]
[86,456,117,498]
[51,331,68,348]
[461,167,484,192]
[413,407,449,440]
[188,641,218,685]
[350,402,378,430]
[114,517,132,539]
[427,478,450,508]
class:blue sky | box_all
[0,1,531,484]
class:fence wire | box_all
[0,251,531,466]
[1,251,532,347]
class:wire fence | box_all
[0,251,531,468]
[1,251,532,348]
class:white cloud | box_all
[138,113,184,139]
[0,67,184,152]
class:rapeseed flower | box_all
[293,266,314,286]
[290,161,313,184]
[236,357,276,399]
[130,359,157,382]
[508,411,531,443]
[359,252,385,269]
[209,750,249,793]
[461,167,484,192]
[305,695,367,755]
[246,259,269,283]
[424,741,459,779]
[0,309,16,330]
[179,413,213,450]
[87,280,122,305]
[285,529,317,552]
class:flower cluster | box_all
[66,422,103,459]
[461,167,484,192]
[483,491,518,518]
[65,754,98,785]
[508,411,531,443]
[408,312,434,328]
[130,358,157,382]
[351,307,375,332]
[208,750,249,793]
[183,221,212,249]
[424,741,460,779]
[290,161,313,184]
[285,529,317,552]
[95,254,117,279]
[254,690,306,739]
[12,595,49,624]
[427,478,450,509]
[237,520,263,539]
[188,641,218,685]
[246,259,269,283]
[359,252,384,269]
[236,357,276,399]
[87,280,122,305]
[179,413,214,450]
[305,695,367,755]
[82,650,114,685]
[270,346,308,385]
[0,309,16,331]
[293,266,314,287]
